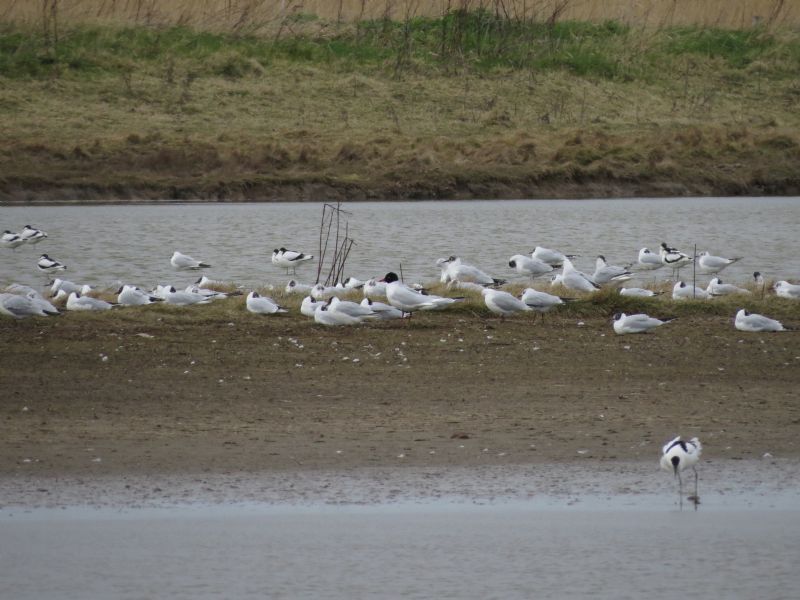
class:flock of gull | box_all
[2,224,799,335]
[3,223,798,509]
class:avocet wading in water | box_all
[660,436,702,511]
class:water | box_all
[1,197,798,290]
[2,503,799,599]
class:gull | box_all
[185,285,231,301]
[753,271,767,297]
[5,284,42,297]
[697,251,742,275]
[2,230,26,249]
[381,272,461,315]
[520,288,567,322]
[246,292,287,315]
[447,280,489,293]
[508,254,553,279]
[560,258,600,293]
[482,288,531,318]
[531,246,576,267]
[301,295,323,317]
[0,293,59,318]
[314,302,362,326]
[592,255,633,285]
[4,286,60,315]
[343,276,365,289]
[66,292,113,311]
[272,247,314,274]
[612,312,675,335]
[672,281,709,300]
[660,436,702,511]
[361,297,406,320]
[50,278,85,296]
[619,287,662,297]
[734,309,788,332]
[328,296,376,320]
[37,254,66,274]
[285,280,314,295]
[774,280,800,300]
[117,285,163,306]
[163,286,211,306]
[311,283,348,300]
[636,247,664,271]
[363,278,387,298]
[194,275,220,288]
[437,256,504,286]
[19,225,48,244]
[171,251,210,270]
[660,242,693,276]
[706,277,751,297]
[549,273,564,287]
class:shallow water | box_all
[2,504,799,600]
[1,197,798,290]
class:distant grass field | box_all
[1,5,799,201]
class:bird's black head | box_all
[679,281,686,288]
[717,278,723,284]
[279,247,287,252]
[252,291,260,298]
[743,309,750,316]
[273,249,279,253]
[381,272,399,283]
[508,260,516,268]
[598,255,606,261]
[447,255,457,262]
[671,455,680,473]
[661,242,668,249]
[116,286,124,294]
[753,271,761,278]
[169,286,176,293]
[612,312,622,321]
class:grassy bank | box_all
[1,11,800,202]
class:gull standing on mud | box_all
[697,251,742,275]
[171,251,211,270]
[612,312,675,335]
[660,436,702,511]
[520,288,566,322]
[482,288,531,317]
[734,309,788,332]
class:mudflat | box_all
[2,304,799,481]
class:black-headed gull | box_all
[520,288,566,322]
[2,230,25,249]
[311,282,348,300]
[37,254,66,274]
[592,255,632,285]
[19,225,47,244]
[117,285,163,306]
[66,292,113,311]
[660,436,702,511]
[313,302,362,326]
[285,279,314,295]
[697,251,741,274]
[328,296,376,320]
[482,288,531,317]
[612,312,675,334]
[194,275,220,288]
[171,251,210,270]
[272,248,314,274]
[437,256,504,286]
[363,278,387,298]
[381,272,460,315]
[343,276,365,289]
[734,309,787,332]
[49,278,87,296]
[0,293,59,318]
[163,286,211,306]
[706,277,750,297]
[531,246,576,267]
[619,287,661,297]
[774,280,800,300]
[508,254,553,279]
[560,258,600,293]
[361,297,406,320]
[246,292,287,315]
[636,247,663,270]
[301,295,323,317]
[672,281,709,300]
[660,242,692,275]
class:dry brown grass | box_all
[2,0,799,31]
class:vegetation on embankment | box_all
[1,9,800,202]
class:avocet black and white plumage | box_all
[19,225,48,244]
[560,258,600,293]
[37,254,66,274]
[508,254,553,279]
[592,255,633,285]
[531,246,576,267]
[660,436,702,510]
[697,251,742,275]
[774,280,800,300]
[482,288,531,318]
[660,242,693,276]
[706,277,751,297]
[612,312,675,335]
[734,309,788,332]
[636,247,663,271]
[2,230,26,249]
[272,248,314,274]
[246,292,287,315]
[171,251,210,270]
